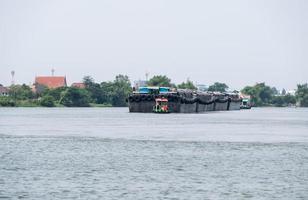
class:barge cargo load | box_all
[128,87,242,113]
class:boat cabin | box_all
[241,98,252,109]
[153,98,169,113]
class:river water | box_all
[0,107,307,199]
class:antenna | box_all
[11,70,15,85]
[51,68,55,76]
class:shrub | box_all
[60,87,90,107]
[0,97,15,107]
[296,84,308,107]
[40,95,55,107]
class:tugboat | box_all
[153,98,169,113]
[240,95,252,109]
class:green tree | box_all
[40,95,55,107]
[9,84,34,100]
[271,94,296,107]
[241,86,260,106]
[100,81,114,104]
[83,76,95,87]
[60,87,90,107]
[296,83,308,107]
[271,87,279,95]
[284,94,296,105]
[271,96,284,107]
[110,74,132,106]
[241,83,275,106]
[82,75,132,106]
[42,87,67,101]
[208,82,229,92]
[177,80,197,90]
[34,84,48,95]
[147,75,172,87]
[256,83,273,104]
[83,76,106,104]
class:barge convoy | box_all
[128,87,244,113]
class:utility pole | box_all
[11,70,15,85]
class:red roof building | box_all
[35,76,67,89]
[71,82,85,89]
[0,86,9,96]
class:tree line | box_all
[0,74,132,107]
[0,74,307,107]
[241,83,305,107]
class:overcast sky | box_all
[0,0,307,90]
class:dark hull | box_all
[128,93,241,113]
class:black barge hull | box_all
[128,93,241,113]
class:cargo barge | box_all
[128,87,242,113]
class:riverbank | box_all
[2,81,308,108]
[0,99,113,108]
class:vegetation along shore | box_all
[0,74,307,107]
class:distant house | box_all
[34,76,67,93]
[71,82,85,89]
[286,90,296,96]
[0,86,9,96]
